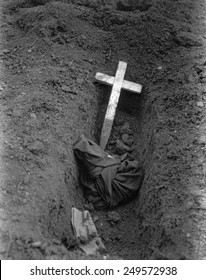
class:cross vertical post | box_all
[95,61,142,150]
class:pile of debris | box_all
[71,208,107,256]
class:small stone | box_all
[116,0,151,12]
[188,73,199,83]
[121,133,129,143]
[114,117,124,126]
[23,236,33,244]
[107,211,121,223]
[31,241,41,248]
[52,239,61,245]
[26,117,38,127]
[0,81,6,91]
[41,241,49,250]
[200,70,206,79]
[26,141,45,155]
[175,32,202,47]
[62,85,77,94]
[200,198,206,209]
[121,134,134,147]
[93,216,99,223]
[23,174,30,184]
[25,191,30,197]
[12,109,22,117]
[0,49,10,55]
[115,139,132,155]
[22,199,27,204]
[79,235,87,244]
[199,135,206,144]
[62,85,71,92]
[200,77,206,83]
[116,0,135,11]
[30,113,37,118]
[69,42,75,49]
[197,101,204,107]
[120,122,133,135]
[115,15,127,25]
[16,239,24,246]
[84,203,94,212]
[76,77,84,85]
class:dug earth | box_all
[0,0,206,259]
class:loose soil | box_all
[0,0,206,259]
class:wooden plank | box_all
[100,61,127,150]
[123,79,142,93]
[95,73,114,86]
[95,72,142,93]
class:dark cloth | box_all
[73,135,144,209]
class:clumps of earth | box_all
[1,0,206,260]
[116,0,152,12]
[112,121,135,155]
[107,211,121,225]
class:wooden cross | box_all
[95,61,142,150]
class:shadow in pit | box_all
[93,82,144,146]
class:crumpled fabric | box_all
[73,135,144,209]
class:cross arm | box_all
[95,73,142,94]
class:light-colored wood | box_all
[95,73,142,93]
[96,61,142,150]
[100,61,127,150]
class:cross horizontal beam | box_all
[95,73,142,94]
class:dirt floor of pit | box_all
[1,0,206,260]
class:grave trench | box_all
[88,77,183,260]
[4,0,196,260]
[40,59,157,260]
[37,28,177,261]
[67,68,166,260]
[65,69,160,260]
[92,82,146,259]
[33,52,193,259]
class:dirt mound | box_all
[16,2,75,35]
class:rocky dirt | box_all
[0,0,206,259]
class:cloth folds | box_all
[73,135,144,209]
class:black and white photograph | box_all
[0,0,206,270]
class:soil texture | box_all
[0,0,206,259]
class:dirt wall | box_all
[1,0,206,259]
